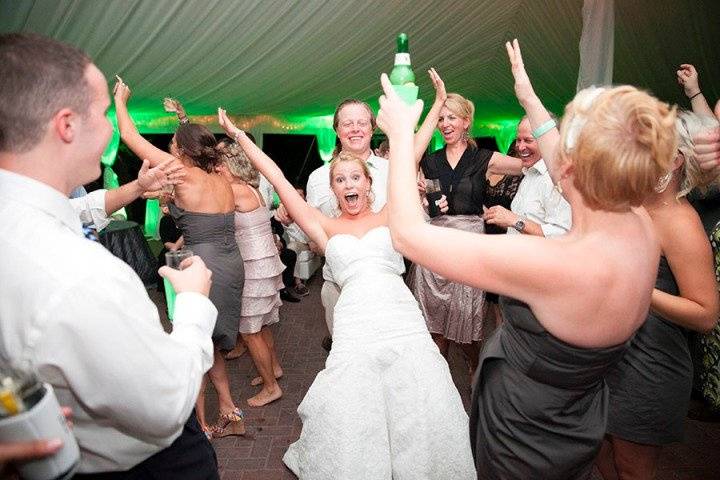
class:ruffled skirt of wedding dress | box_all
[283,277,476,480]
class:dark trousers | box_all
[73,410,218,480]
[279,248,297,289]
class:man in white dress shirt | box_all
[304,100,389,344]
[484,117,571,237]
[0,33,220,478]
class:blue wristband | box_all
[532,119,557,139]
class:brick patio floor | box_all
[153,274,720,480]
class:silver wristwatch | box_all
[513,217,526,232]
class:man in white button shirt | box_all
[485,117,572,237]
[0,33,220,478]
[303,100,389,346]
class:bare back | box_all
[528,209,659,348]
[174,167,235,214]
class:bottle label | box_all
[394,53,411,66]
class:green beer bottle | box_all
[389,33,415,86]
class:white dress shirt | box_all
[305,154,389,281]
[508,159,572,237]
[0,169,218,473]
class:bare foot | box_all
[250,368,283,386]
[247,386,283,407]
[224,344,247,361]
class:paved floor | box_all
[152,274,720,480]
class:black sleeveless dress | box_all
[405,146,493,344]
[606,256,691,445]
[170,204,244,350]
[470,297,629,479]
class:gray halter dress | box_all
[470,297,629,479]
[606,256,690,445]
[170,204,244,350]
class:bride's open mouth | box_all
[344,192,359,207]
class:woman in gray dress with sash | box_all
[383,40,678,478]
[114,79,246,438]
[597,112,719,479]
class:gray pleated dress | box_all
[470,297,629,479]
[170,204,244,350]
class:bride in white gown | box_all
[218,109,475,480]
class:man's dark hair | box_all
[0,32,92,153]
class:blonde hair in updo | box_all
[217,140,260,188]
[444,93,476,148]
[558,86,677,211]
[676,111,720,198]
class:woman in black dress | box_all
[407,70,522,378]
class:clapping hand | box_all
[428,67,447,106]
[506,39,536,106]
[137,158,186,192]
[677,64,701,98]
[377,73,424,140]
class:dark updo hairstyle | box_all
[174,123,220,172]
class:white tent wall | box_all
[2,0,719,151]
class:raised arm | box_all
[163,97,190,124]
[677,64,714,117]
[505,39,560,182]
[382,73,567,305]
[113,77,176,167]
[217,108,330,249]
[413,68,446,164]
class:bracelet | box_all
[532,119,557,139]
[688,91,702,101]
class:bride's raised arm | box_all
[218,108,331,249]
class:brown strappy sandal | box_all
[211,408,246,438]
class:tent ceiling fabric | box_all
[1,0,719,122]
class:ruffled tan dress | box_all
[233,193,284,334]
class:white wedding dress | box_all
[283,226,476,479]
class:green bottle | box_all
[389,33,416,86]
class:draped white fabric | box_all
[0,0,718,123]
[576,0,614,91]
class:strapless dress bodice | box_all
[324,226,404,288]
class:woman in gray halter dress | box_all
[597,112,719,479]
[384,40,678,479]
[114,80,245,438]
